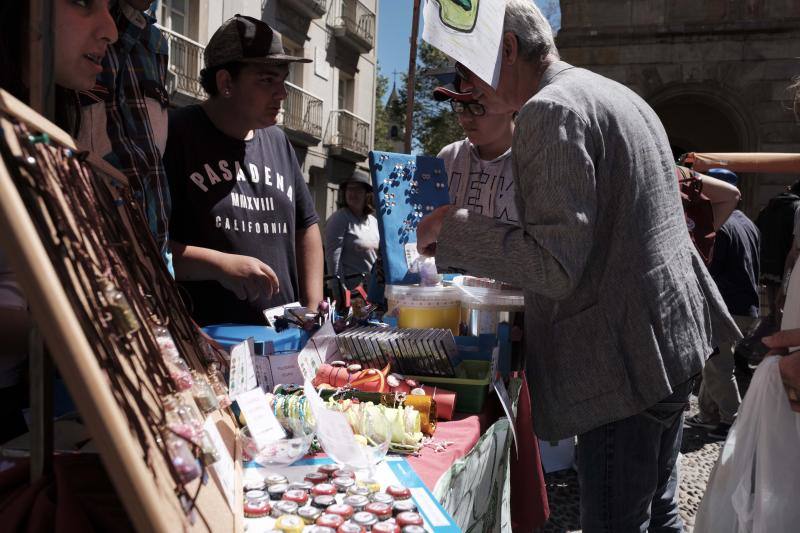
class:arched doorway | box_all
[649,85,754,160]
[649,85,761,214]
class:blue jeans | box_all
[577,379,693,533]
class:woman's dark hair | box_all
[0,2,81,136]
[338,181,375,217]
[200,61,246,96]
[0,2,28,101]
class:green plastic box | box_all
[406,359,492,414]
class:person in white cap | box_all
[434,78,519,225]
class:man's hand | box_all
[762,329,800,412]
[417,205,454,256]
[214,253,279,302]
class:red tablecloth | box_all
[406,413,484,489]
[406,375,549,531]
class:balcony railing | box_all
[281,0,327,19]
[325,109,370,160]
[157,25,205,102]
[330,0,375,53]
[278,82,323,145]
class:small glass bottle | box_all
[173,394,221,465]
[155,327,193,391]
[103,282,140,335]
[206,362,231,409]
[164,430,201,484]
[199,429,221,465]
[191,371,219,413]
[163,396,196,441]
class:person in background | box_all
[165,15,323,326]
[77,0,173,271]
[416,1,739,530]
[686,169,760,441]
[755,179,800,320]
[0,0,117,443]
[762,75,800,412]
[434,79,518,225]
[325,170,380,302]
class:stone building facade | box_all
[557,0,800,214]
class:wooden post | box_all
[28,326,53,481]
[403,0,421,154]
[27,0,55,484]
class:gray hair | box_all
[503,0,559,62]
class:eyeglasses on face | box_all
[449,100,486,116]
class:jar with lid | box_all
[191,370,219,413]
[103,282,140,335]
[206,362,231,408]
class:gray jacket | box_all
[437,61,740,440]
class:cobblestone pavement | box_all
[539,397,723,533]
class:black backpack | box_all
[755,192,800,280]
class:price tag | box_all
[228,338,258,399]
[297,321,338,382]
[252,355,273,393]
[236,388,286,448]
[204,418,235,510]
[304,381,368,468]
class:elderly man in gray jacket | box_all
[417,1,740,531]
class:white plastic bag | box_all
[695,356,800,533]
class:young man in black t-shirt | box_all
[164,15,323,325]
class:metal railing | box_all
[326,109,370,156]
[279,82,323,140]
[157,25,205,101]
[334,0,375,49]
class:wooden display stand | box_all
[0,89,242,532]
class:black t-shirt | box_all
[708,210,761,317]
[165,105,319,325]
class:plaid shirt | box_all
[78,1,172,272]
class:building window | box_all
[160,0,187,34]
[283,38,305,87]
[338,72,355,111]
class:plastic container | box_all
[453,276,524,337]
[405,359,491,413]
[239,423,314,466]
[385,284,461,335]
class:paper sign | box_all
[269,353,303,386]
[304,380,369,468]
[422,0,506,88]
[492,376,518,458]
[236,388,286,448]
[254,352,303,392]
[262,301,302,327]
[228,338,258,399]
[252,355,274,393]
[297,321,338,382]
[490,345,500,379]
[405,242,420,269]
[204,418,236,510]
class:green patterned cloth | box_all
[433,378,521,532]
